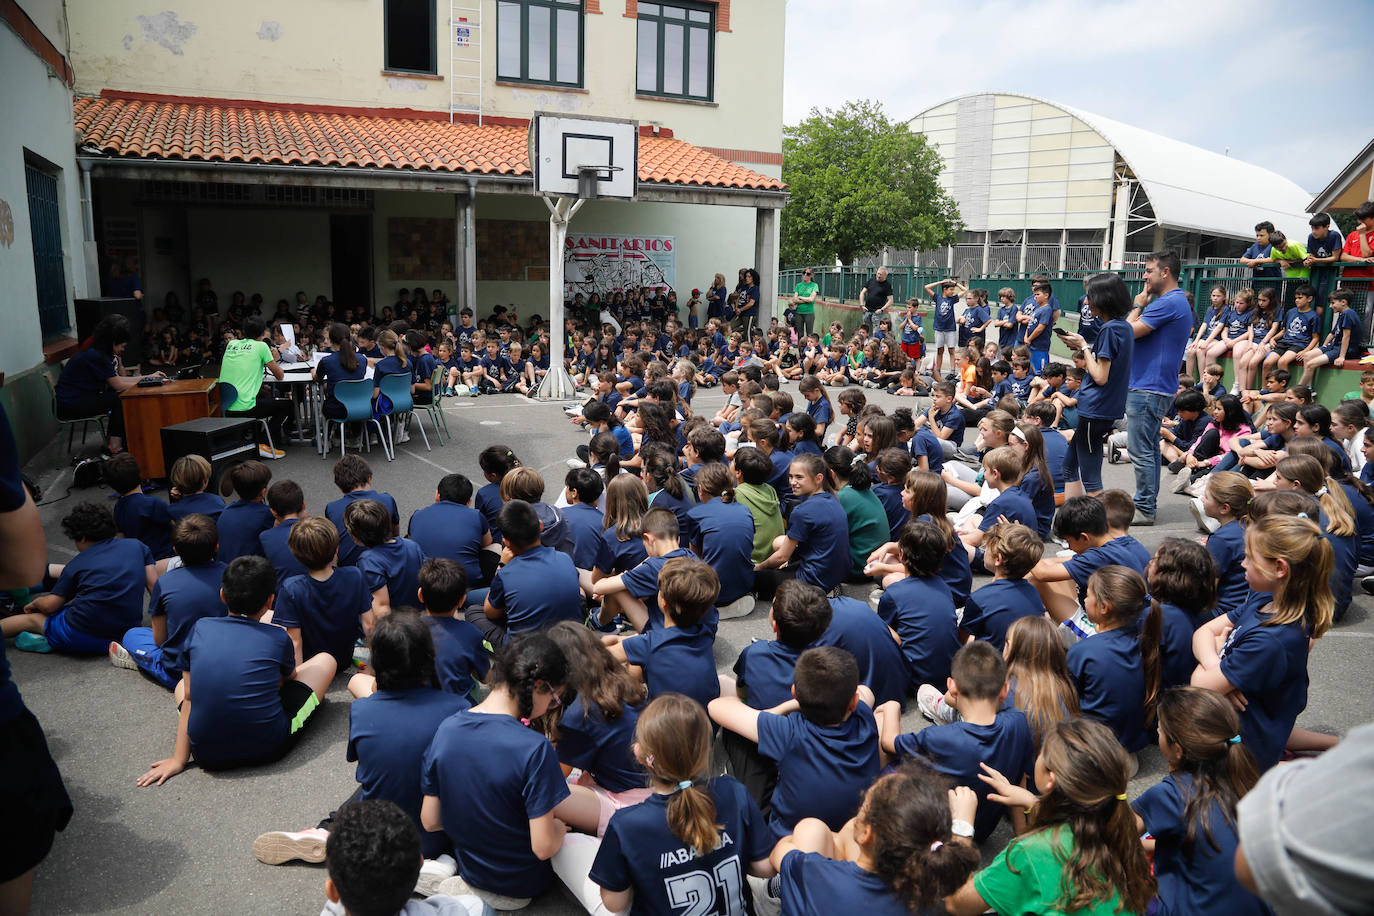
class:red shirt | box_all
[1342,229,1374,278]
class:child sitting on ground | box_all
[878,641,1036,843]
[215,460,275,562]
[259,479,309,588]
[710,646,880,836]
[3,502,156,655]
[407,473,496,589]
[875,520,961,694]
[348,499,425,618]
[413,558,489,700]
[1028,495,1150,637]
[958,446,1038,564]
[605,557,720,709]
[136,556,336,784]
[591,508,698,632]
[167,454,226,522]
[957,521,1045,651]
[104,452,173,562]
[272,516,374,670]
[111,514,227,688]
[466,499,582,647]
[326,455,401,566]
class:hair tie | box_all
[645,755,655,768]
[929,840,944,852]
[519,717,531,727]
[1114,793,1127,801]
[1228,734,1243,745]
[1316,486,1328,497]
[1297,511,1309,520]
[674,780,693,793]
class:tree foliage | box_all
[780,99,961,266]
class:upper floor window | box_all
[497,0,584,87]
[636,2,714,101]
[384,0,437,74]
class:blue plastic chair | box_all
[321,378,389,460]
[216,381,275,454]
[377,372,430,457]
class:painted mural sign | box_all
[564,234,675,297]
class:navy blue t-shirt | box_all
[589,777,772,914]
[425,615,489,698]
[487,544,582,635]
[1041,428,1069,491]
[816,597,910,706]
[596,528,649,576]
[315,351,366,406]
[147,560,228,674]
[649,486,697,548]
[51,537,153,640]
[1027,304,1054,352]
[348,686,469,857]
[326,489,401,566]
[1076,318,1133,419]
[184,614,295,767]
[1207,520,1249,621]
[1279,307,1319,348]
[1151,601,1196,690]
[805,396,833,427]
[1223,305,1255,338]
[623,624,719,708]
[872,483,910,539]
[1063,535,1152,603]
[1134,773,1273,916]
[915,513,972,608]
[779,850,910,916]
[961,578,1045,650]
[420,710,570,897]
[1244,242,1281,277]
[978,487,1038,532]
[113,491,174,560]
[1014,468,1055,538]
[911,426,944,474]
[408,501,490,584]
[259,519,309,588]
[758,702,880,833]
[357,538,425,609]
[56,347,116,405]
[1068,624,1149,752]
[273,567,372,668]
[555,696,643,794]
[474,481,504,544]
[933,295,958,332]
[932,406,966,447]
[877,575,960,688]
[168,490,226,523]
[215,499,274,563]
[688,499,756,605]
[786,492,851,591]
[560,502,607,571]
[1219,605,1309,771]
[894,709,1036,843]
[733,639,803,711]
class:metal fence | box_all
[1180,264,1374,339]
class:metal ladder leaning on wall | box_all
[449,1,482,123]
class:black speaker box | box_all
[75,297,144,366]
[160,418,259,489]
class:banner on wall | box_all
[564,234,675,298]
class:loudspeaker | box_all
[75,297,144,366]
[160,418,259,490]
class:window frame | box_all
[383,0,439,75]
[635,0,715,102]
[496,0,586,89]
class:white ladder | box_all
[449,0,482,123]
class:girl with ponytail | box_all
[950,718,1155,916]
[825,445,890,579]
[1274,446,1358,619]
[641,442,696,547]
[1131,686,1269,915]
[421,633,600,907]
[1071,565,1161,755]
[770,763,980,914]
[686,462,756,609]
[865,469,973,607]
[585,694,776,914]
[312,322,365,420]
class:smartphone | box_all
[1053,326,1070,336]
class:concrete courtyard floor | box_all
[12,380,1374,915]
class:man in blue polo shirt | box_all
[1126,251,1193,525]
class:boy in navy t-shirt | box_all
[958,521,1046,652]
[560,468,608,578]
[416,558,489,699]
[324,455,400,567]
[407,473,494,588]
[959,446,1038,563]
[879,641,1035,843]
[104,453,174,562]
[813,595,909,707]
[135,556,336,784]
[347,498,425,616]
[272,516,374,670]
[465,499,582,647]
[608,557,720,709]
[4,502,155,655]
[710,646,880,835]
[591,507,699,632]
[112,514,227,689]
[876,521,961,692]
[1264,284,1321,376]
[258,479,309,589]
[1030,494,1150,638]
[1023,282,1055,373]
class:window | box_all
[636,2,713,101]
[24,161,70,338]
[384,0,437,74]
[497,0,583,87]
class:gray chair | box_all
[43,371,106,467]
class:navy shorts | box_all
[0,710,73,882]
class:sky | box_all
[782,0,1373,195]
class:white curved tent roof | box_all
[910,92,1313,241]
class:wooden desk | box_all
[120,379,219,477]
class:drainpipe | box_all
[77,157,99,296]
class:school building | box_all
[1,0,787,462]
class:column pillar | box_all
[755,207,778,321]
[454,180,477,318]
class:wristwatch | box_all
[950,819,974,838]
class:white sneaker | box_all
[565,458,587,469]
[415,854,458,897]
[396,425,411,444]
[1190,497,1220,534]
[253,828,328,865]
[867,587,884,610]
[108,641,138,671]
[917,683,959,724]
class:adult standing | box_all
[1125,251,1194,525]
[55,314,165,455]
[707,273,728,322]
[1055,274,1134,497]
[736,268,761,336]
[860,266,893,335]
[790,268,819,339]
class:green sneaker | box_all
[15,632,51,653]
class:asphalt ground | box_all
[11,380,1374,915]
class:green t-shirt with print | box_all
[973,825,1135,916]
[794,281,819,315]
[1272,241,1310,279]
[218,338,272,411]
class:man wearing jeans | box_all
[1125,251,1193,525]
[860,267,893,334]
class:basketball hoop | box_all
[577,165,623,200]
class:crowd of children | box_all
[14,244,1374,915]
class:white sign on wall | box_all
[563,233,675,296]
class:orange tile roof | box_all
[73,94,784,192]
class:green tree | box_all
[781,99,960,266]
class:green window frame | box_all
[383,0,438,74]
[496,0,584,88]
[636,1,714,102]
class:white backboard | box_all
[530,113,638,200]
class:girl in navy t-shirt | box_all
[769,765,980,916]
[580,694,776,914]
[1132,687,1273,916]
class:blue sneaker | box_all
[15,632,51,653]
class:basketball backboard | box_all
[529,113,638,200]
